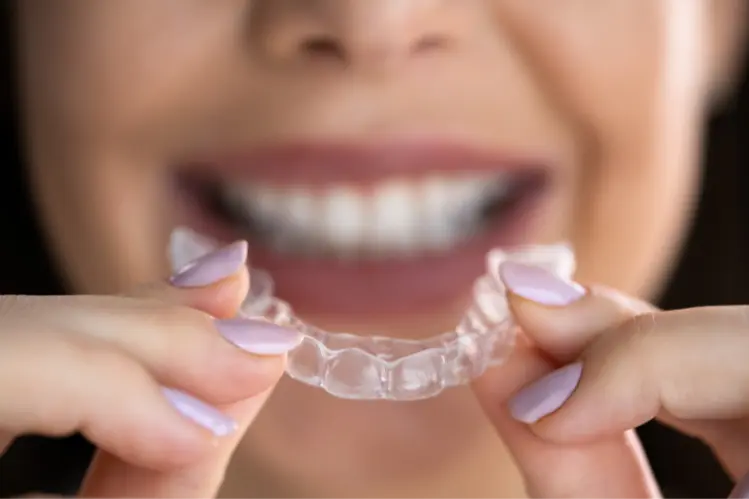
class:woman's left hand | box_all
[473,262,749,498]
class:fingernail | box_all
[499,261,585,306]
[216,318,302,356]
[730,472,749,498]
[161,387,237,437]
[509,362,583,424]
[170,241,248,288]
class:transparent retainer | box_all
[170,228,576,401]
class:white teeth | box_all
[325,187,365,255]
[422,178,463,251]
[224,175,512,258]
[372,181,418,256]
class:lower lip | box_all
[177,178,550,318]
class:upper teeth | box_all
[223,175,511,258]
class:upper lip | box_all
[192,140,549,186]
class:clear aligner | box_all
[170,228,576,401]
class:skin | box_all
[470,271,749,498]
[5,0,748,497]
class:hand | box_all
[0,241,301,498]
[473,261,749,498]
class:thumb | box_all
[509,306,749,478]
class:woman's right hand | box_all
[0,241,301,498]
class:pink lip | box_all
[195,140,546,186]
[178,140,554,319]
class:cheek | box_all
[17,1,246,293]
[18,1,241,145]
[500,0,710,297]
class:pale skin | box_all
[4,0,749,497]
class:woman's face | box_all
[16,1,745,338]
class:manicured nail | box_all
[730,472,749,498]
[161,387,237,437]
[170,241,248,287]
[216,318,302,355]
[499,261,585,306]
[509,362,583,424]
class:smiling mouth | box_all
[176,141,553,317]
[212,170,544,259]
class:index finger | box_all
[499,261,656,361]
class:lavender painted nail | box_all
[509,362,583,424]
[171,241,248,287]
[216,319,302,355]
[161,387,237,437]
[730,472,749,498]
[499,261,585,306]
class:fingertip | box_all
[164,262,249,317]
[126,387,236,469]
[499,261,586,307]
[472,343,559,440]
[512,349,659,445]
[170,240,248,289]
[201,269,250,318]
[507,361,583,425]
[205,350,287,405]
[506,361,610,445]
[87,375,237,471]
[86,401,216,473]
[505,281,651,363]
[161,387,239,438]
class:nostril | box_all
[413,34,450,54]
[297,32,450,67]
[302,36,347,62]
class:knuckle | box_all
[626,312,659,344]
[588,312,660,371]
[607,311,663,379]
[610,313,661,366]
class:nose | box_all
[251,0,461,71]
